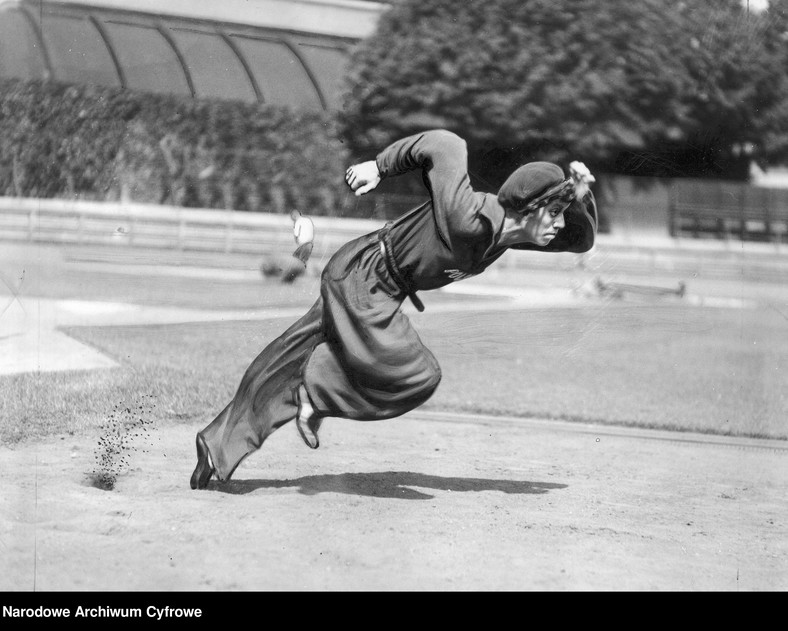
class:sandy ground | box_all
[1,409,786,592]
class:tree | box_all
[338,0,788,186]
[749,0,788,167]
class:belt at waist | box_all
[377,228,424,312]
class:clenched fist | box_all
[345,160,381,196]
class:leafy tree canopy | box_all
[339,0,788,185]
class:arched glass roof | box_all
[39,13,121,87]
[169,28,258,103]
[100,20,192,96]
[0,0,361,110]
[0,6,49,80]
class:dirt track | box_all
[2,409,786,591]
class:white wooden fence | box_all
[0,197,383,261]
[3,196,786,281]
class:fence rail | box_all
[3,196,788,283]
[0,197,383,259]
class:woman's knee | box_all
[419,350,442,393]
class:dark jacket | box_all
[376,129,598,292]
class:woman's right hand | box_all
[345,160,381,196]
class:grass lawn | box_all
[419,303,787,439]
[3,301,785,445]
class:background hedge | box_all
[0,79,387,217]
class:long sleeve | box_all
[375,130,486,249]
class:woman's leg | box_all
[198,297,324,481]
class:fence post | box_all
[178,211,185,250]
[667,186,676,238]
[225,209,233,253]
[27,204,36,241]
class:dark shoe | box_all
[190,433,215,489]
[295,385,323,450]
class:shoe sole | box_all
[296,416,319,449]
[190,434,215,489]
[294,384,320,449]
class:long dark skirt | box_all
[199,232,442,481]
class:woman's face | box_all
[523,200,568,246]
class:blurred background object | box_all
[1,0,788,240]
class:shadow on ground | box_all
[211,471,567,499]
